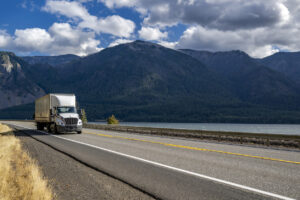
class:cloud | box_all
[0,23,101,56]
[98,0,138,9]
[79,15,135,37]
[212,1,290,30]
[249,45,279,58]
[108,39,133,47]
[176,25,284,58]
[98,0,297,57]
[43,0,91,20]
[48,23,101,56]
[158,41,178,49]
[77,0,94,2]
[100,0,289,30]
[96,0,300,58]
[43,0,135,37]
[0,30,13,48]
[14,28,53,52]
[21,0,38,11]
[138,27,168,41]
[2,0,300,58]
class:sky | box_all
[0,0,299,58]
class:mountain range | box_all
[22,54,80,67]
[0,52,45,109]
[1,40,300,123]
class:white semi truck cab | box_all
[35,94,82,134]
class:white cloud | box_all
[43,0,90,20]
[176,26,280,58]
[108,39,133,47]
[0,30,13,48]
[98,0,138,9]
[14,28,53,52]
[49,23,78,45]
[43,0,135,38]
[138,27,168,41]
[158,41,178,49]
[277,2,290,24]
[77,0,94,2]
[79,15,135,37]
[48,23,101,56]
[249,45,279,58]
[0,23,101,56]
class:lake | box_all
[90,122,300,136]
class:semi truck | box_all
[35,94,82,134]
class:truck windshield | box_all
[56,107,76,114]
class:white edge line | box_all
[10,123,295,200]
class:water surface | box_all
[90,122,300,136]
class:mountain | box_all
[0,52,45,109]
[1,41,300,123]
[259,52,300,85]
[22,54,80,67]
[60,41,233,97]
[180,49,300,107]
[51,40,240,121]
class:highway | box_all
[2,121,300,200]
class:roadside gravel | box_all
[15,131,155,200]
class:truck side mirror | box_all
[50,109,53,116]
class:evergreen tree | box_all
[80,109,88,123]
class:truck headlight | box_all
[57,120,65,126]
[78,119,82,125]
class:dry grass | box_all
[0,123,54,200]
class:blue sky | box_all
[0,0,299,57]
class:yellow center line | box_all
[84,131,300,165]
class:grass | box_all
[0,123,54,200]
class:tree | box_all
[107,115,119,124]
[80,109,88,123]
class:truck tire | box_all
[49,124,58,134]
[77,131,82,134]
[36,123,44,130]
[54,125,58,134]
[47,125,51,133]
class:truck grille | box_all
[65,118,78,125]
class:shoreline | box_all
[88,121,300,136]
[84,123,300,149]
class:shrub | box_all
[107,115,119,124]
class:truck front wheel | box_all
[77,131,82,134]
[50,124,58,134]
[54,125,58,134]
[47,125,51,133]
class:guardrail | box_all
[84,124,300,149]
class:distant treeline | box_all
[1,102,300,124]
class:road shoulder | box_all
[15,130,155,200]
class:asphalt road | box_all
[15,129,155,200]
[3,121,300,200]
